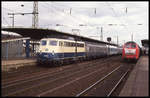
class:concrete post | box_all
[26,39,30,58]
[6,42,8,60]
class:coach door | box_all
[59,41,64,58]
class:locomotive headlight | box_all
[39,50,42,54]
[37,50,42,55]
[52,50,55,55]
[132,49,136,54]
[45,48,49,51]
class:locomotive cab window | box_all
[41,40,47,46]
[131,44,136,48]
[125,44,130,48]
[49,40,57,46]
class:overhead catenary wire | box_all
[40,2,98,34]
[105,2,132,34]
[39,3,85,34]
[2,5,33,27]
[2,7,15,12]
[42,2,127,30]
[44,3,87,24]
[40,3,77,29]
[2,16,11,26]
[51,2,130,33]
[105,2,147,43]
[105,2,134,43]
[2,7,14,26]
[41,2,122,42]
[42,2,112,37]
[44,2,97,27]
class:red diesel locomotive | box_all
[122,41,141,60]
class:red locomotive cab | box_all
[122,42,140,60]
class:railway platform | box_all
[2,58,36,71]
[119,56,149,96]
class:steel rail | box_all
[2,57,101,84]
[37,65,108,97]
[2,57,111,88]
[4,59,110,96]
[76,65,122,97]
[9,61,109,96]
[107,68,130,97]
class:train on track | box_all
[37,38,122,65]
[122,41,141,61]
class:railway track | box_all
[107,69,129,96]
[2,56,134,97]
[2,56,120,85]
[76,63,133,96]
[2,56,113,87]
[3,57,119,96]
[2,56,110,83]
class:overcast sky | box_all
[2,1,149,46]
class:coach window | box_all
[68,42,71,47]
[72,43,75,47]
[49,40,57,46]
[67,42,70,47]
[70,42,73,47]
[77,43,80,47]
[41,40,47,46]
[80,44,84,47]
[69,42,73,47]
[71,42,74,47]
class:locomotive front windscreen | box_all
[125,44,130,48]
[41,40,47,46]
[125,43,136,48]
[131,44,136,48]
[49,40,57,46]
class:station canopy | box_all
[2,27,118,46]
[141,39,149,47]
